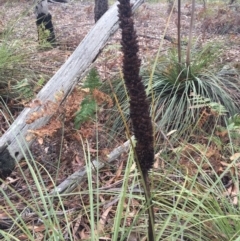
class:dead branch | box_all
[50,139,131,195]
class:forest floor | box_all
[0,0,240,239]
[0,0,239,167]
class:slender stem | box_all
[186,0,195,67]
[177,0,181,65]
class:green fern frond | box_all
[191,94,227,116]
[83,68,101,91]
[74,96,97,129]
[74,68,102,129]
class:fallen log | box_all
[0,0,144,176]
[50,139,132,195]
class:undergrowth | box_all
[74,68,102,129]
[103,44,240,144]
[200,4,240,34]
[1,117,240,240]
[0,37,49,118]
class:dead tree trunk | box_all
[34,0,67,44]
[0,0,144,178]
[94,0,109,22]
[34,0,56,43]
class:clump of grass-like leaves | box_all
[0,42,26,99]
[151,118,240,240]
[104,44,240,142]
[148,45,240,137]
[0,15,48,107]
[0,148,72,240]
[152,164,240,241]
[1,110,240,240]
[0,39,41,107]
[0,135,152,240]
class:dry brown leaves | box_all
[201,6,240,34]
[26,87,113,140]
[197,106,219,128]
[178,143,223,175]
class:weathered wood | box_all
[0,0,144,164]
[50,139,131,195]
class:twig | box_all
[138,34,161,40]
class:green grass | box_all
[0,3,52,107]
[2,120,240,240]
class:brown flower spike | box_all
[118,0,155,240]
[118,0,154,176]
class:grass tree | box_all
[105,0,240,143]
